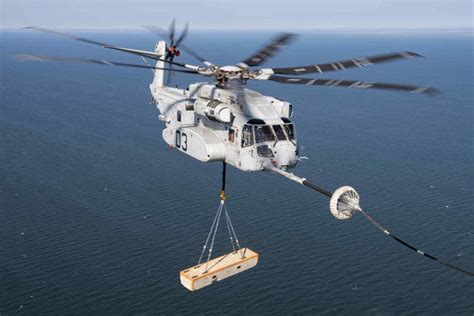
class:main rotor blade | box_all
[142,25,218,67]
[23,26,112,47]
[266,51,423,76]
[23,26,200,70]
[179,44,217,67]
[12,54,202,74]
[237,32,298,68]
[265,75,438,95]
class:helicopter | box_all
[15,25,436,173]
[14,22,472,289]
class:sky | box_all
[1,0,472,30]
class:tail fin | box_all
[152,40,167,87]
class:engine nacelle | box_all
[194,99,232,123]
[268,97,293,118]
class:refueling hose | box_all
[269,167,473,277]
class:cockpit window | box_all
[284,124,296,140]
[241,124,254,147]
[255,125,275,143]
[242,119,294,147]
[272,125,287,141]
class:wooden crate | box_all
[180,248,259,291]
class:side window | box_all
[284,124,295,140]
[241,125,254,148]
[228,128,235,143]
[177,110,182,122]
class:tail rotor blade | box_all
[168,19,176,46]
[176,21,189,47]
[142,24,218,67]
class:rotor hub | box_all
[329,186,361,220]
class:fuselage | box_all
[150,82,299,172]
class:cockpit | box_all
[241,118,296,157]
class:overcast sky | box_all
[1,0,472,30]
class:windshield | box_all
[254,125,275,143]
[272,125,287,141]
[284,124,295,140]
[242,122,295,147]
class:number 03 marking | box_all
[181,133,188,151]
[176,131,188,151]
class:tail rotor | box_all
[162,19,189,84]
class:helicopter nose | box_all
[272,141,297,169]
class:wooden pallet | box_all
[180,248,259,291]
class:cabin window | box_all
[228,128,235,143]
[272,125,287,141]
[284,124,295,140]
[177,110,182,122]
[241,124,254,148]
[255,125,275,143]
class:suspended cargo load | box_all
[180,163,260,291]
[180,248,258,291]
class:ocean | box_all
[1,30,473,314]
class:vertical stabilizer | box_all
[152,40,167,87]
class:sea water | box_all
[1,30,473,314]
